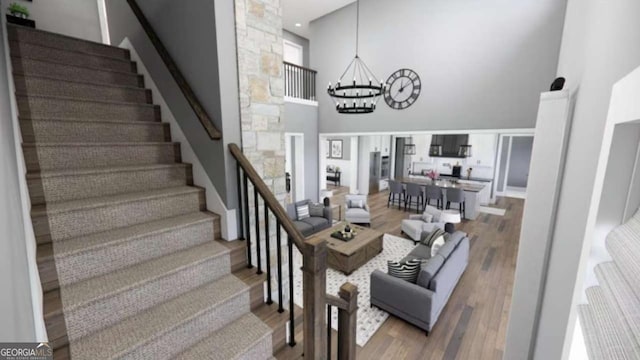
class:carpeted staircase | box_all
[8,24,278,359]
[577,210,640,359]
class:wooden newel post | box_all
[302,237,328,360]
[337,282,358,360]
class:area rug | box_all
[478,206,507,216]
[292,233,415,346]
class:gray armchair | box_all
[344,194,371,226]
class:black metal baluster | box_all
[327,305,333,359]
[254,186,262,274]
[236,165,244,240]
[276,221,284,313]
[243,173,252,268]
[288,235,296,346]
[264,203,273,305]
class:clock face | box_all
[384,69,421,110]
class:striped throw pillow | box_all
[421,228,446,247]
[387,259,422,283]
[296,204,310,220]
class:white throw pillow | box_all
[421,213,434,223]
[296,204,310,220]
[430,236,445,257]
[349,199,364,208]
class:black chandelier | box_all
[327,0,384,114]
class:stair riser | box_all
[28,165,190,205]
[17,96,160,122]
[10,41,136,73]
[23,143,179,172]
[56,220,216,285]
[13,57,143,88]
[8,26,130,60]
[119,292,250,359]
[34,190,204,242]
[236,336,273,360]
[14,76,151,104]
[20,120,168,144]
[65,254,235,341]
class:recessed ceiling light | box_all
[295,23,302,27]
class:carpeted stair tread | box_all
[55,212,215,256]
[176,313,273,360]
[12,58,143,88]
[9,41,135,73]
[14,74,150,104]
[23,141,178,171]
[28,163,188,179]
[578,304,605,360]
[32,186,200,216]
[53,212,217,285]
[16,94,159,122]
[21,118,166,143]
[62,241,229,313]
[595,263,640,354]
[70,275,250,359]
[8,24,130,60]
[19,115,159,124]
[605,210,640,299]
[585,286,637,359]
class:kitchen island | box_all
[395,176,486,220]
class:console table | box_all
[326,170,341,186]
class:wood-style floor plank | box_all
[322,185,523,360]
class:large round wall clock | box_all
[384,68,421,110]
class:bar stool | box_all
[388,180,405,209]
[404,182,424,213]
[424,185,443,209]
[446,187,466,218]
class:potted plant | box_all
[8,2,29,19]
[6,2,35,28]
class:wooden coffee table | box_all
[315,222,384,275]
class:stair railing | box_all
[229,143,358,360]
[284,61,317,101]
[126,0,222,140]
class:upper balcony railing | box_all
[284,61,317,102]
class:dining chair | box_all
[388,180,405,209]
[445,187,466,218]
[404,182,424,213]
[425,184,443,209]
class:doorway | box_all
[494,134,534,198]
[285,133,305,203]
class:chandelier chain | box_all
[355,0,360,56]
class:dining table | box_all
[394,176,486,220]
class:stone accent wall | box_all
[235,0,288,304]
[235,0,286,199]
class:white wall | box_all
[506,0,640,358]
[2,0,101,42]
[310,0,567,133]
[0,11,41,341]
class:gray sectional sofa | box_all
[286,199,333,237]
[370,231,469,334]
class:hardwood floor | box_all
[328,185,523,360]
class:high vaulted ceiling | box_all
[282,0,355,38]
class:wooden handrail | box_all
[283,61,318,74]
[228,143,305,250]
[126,0,222,140]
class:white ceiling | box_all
[282,0,355,38]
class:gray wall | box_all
[310,0,567,133]
[505,0,640,358]
[326,136,351,160]
[0,19,36,341]
[283,30,309,68]
[507,136,533,188]
[284,102,319,202]
[105,0,241,209]
[1,0,101,42]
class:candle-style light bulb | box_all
[369,78,372,86]
[353,77,356,86]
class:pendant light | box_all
[327,0,384,114]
